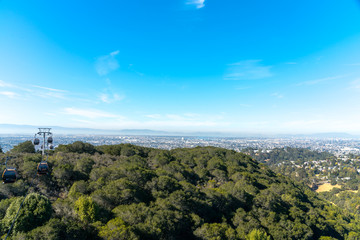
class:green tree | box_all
[56,141,97,154]
[11,141,35,153]
[98,217,139,240]
[24,218,66,240]
[2,193,52,233]
[0,198,13,220]
[347,232,360,240]
[194,223,236,240]
[74,157,95,177]
[74,196,98,223]
[69,180,88,200]
[246,229,271,240]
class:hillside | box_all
[0,142,359,239]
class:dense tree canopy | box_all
[10,141,35,154]
[0,142,359,239]
[2,193,52,234]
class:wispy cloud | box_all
[146,113,206,121]
[37,91,68,100]
[95,50,120,76]
[166,114,186,121]
[285,62,297,65]
[45,112,57,117]
[184,113,201,118]
[224,60,273,80]
[63,107,124,119]
[29,85,69,100]
[186,0,205,9]
[0,80,14,88]
[0,80,71,100]
[98,78,125,104]
[31,85,67,93]
[71,119,97,124]
[283,120,323,128]
[239,103,251,108]
[62,112,228,130]
[145,114,162,119]
[349,79,360,90]
[296,75,345,86]
[271,92,284,99]
[128,64,144,76]
[99,93,125,103]
[0,91,18,98]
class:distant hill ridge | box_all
[0,123,356,138]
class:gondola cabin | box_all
[37,161,49,175]
[2,168,17,184]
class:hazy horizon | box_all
[1,1,360,133]
[0,123,359,138]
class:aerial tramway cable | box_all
[4,128,53,239]
[4,171,38,240]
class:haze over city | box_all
[1,1,360,134]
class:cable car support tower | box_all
[34,128,54,156]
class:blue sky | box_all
[1,0,360,134]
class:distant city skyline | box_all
[2,133,360,155]
[1,1,360,134]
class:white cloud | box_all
[184,113,201,118]
[45,112,57,117]
[69,119,225,130]
[37,91,68,100]
[30,86,69,100]
[31,85,67,93]
[0,81,71,100]
[71,119,97,124]
[128,64,145,76]
[283,120,323,128]
[166,114,184,121]
[95,50,120,76]
[224,60,273,80]
[349,79,360,90]
[99,93,125,103]
[0,91,18,98]
[0,80,14,88]
[271,92,284,99]
[61,112,228,130]
[110,50,119,56]
[145,114,162,119]
[63,108,124,119]
[98,78,125,104]
[144,119,219,128]
[296,75,345,86]
[186,0,205,9]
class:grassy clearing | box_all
[316,183,342,193]
[335,190,358,197]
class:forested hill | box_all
[0,141,359,239]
